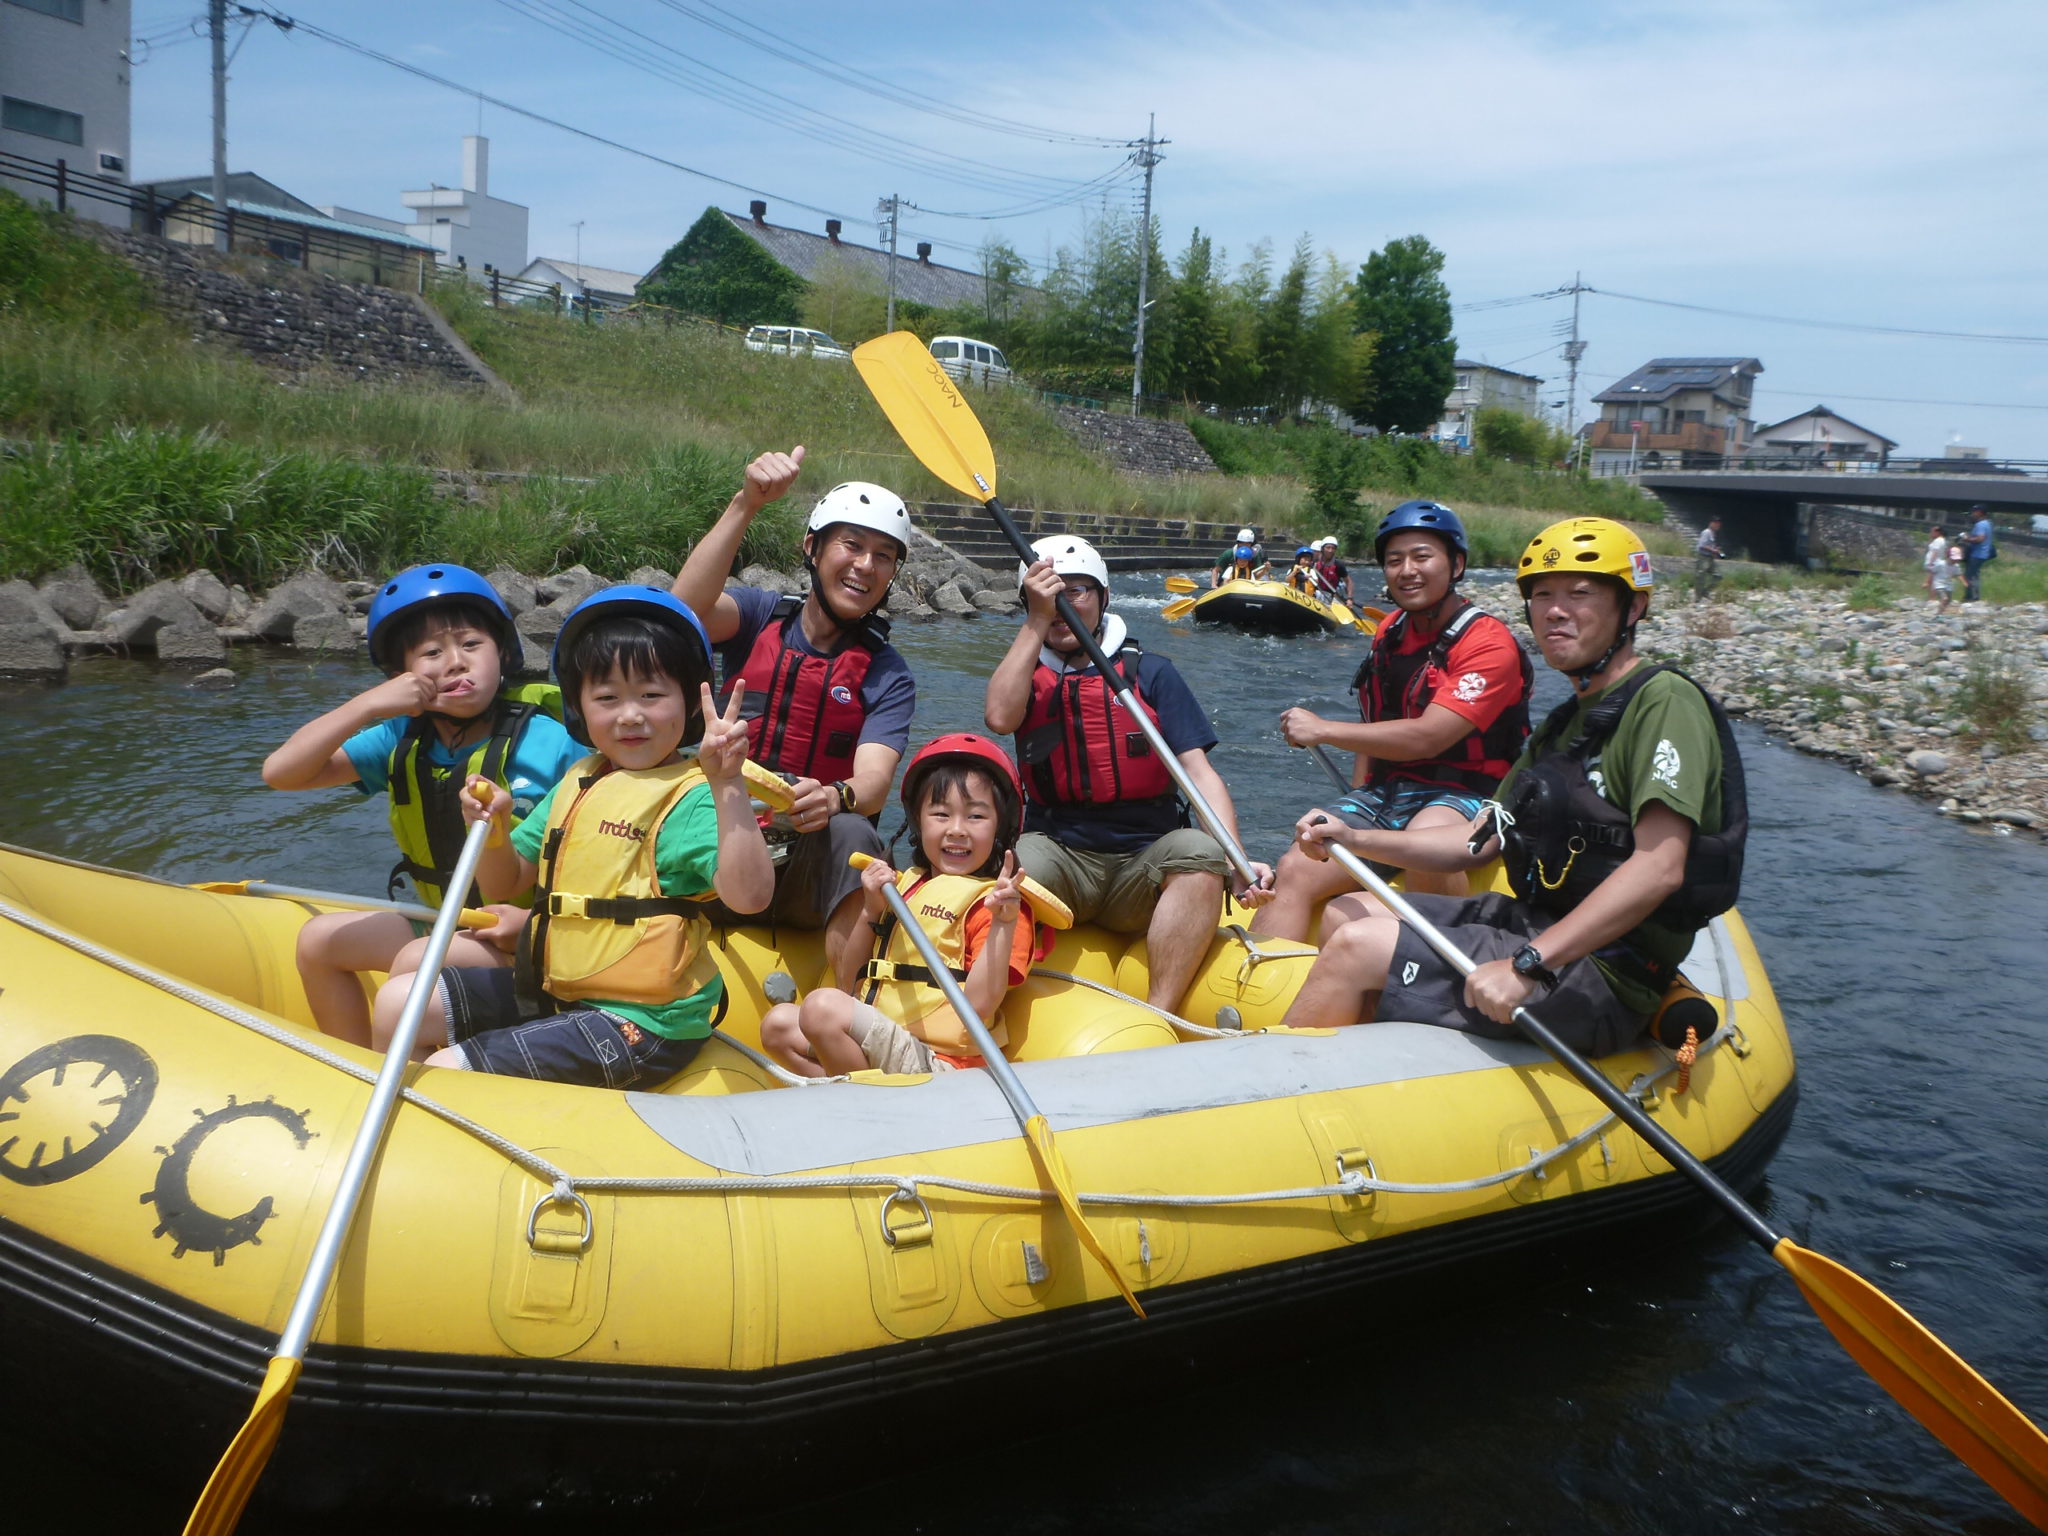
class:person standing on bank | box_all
[672,447,917,973]
[1692,517,1726,602]
[1276,517,1745,1059]
[1252,500,1531,942]
[986,535,1272,1012]
[1961,504,1996,602]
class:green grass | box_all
[1955,650,2036,754]
[1846,571,1898,610]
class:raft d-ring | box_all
[879,1187,935,1249]
[526,1185,594,1254]
[1333,1147,1378,1200]
[1728,1024,1753,1059]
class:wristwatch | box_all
[832,779,858,814]
[1510,943,1559,989]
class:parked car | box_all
[930,335,1012,385]
[744,325,851,361]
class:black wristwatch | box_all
[1510,943,1559,989]
[832,779,858,814]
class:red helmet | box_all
[900,732,1023,837]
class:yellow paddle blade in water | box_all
[852,331,998,502]
[182,1355,301,1536]
[1023,1114,1145,1320]
[1161,597,1197,621]
[1773,1239,2048,1527]
[1162,575,1200,594]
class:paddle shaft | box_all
[274,814,497,1362]
[865,863,1040,1124]
[1308,742,1354,798]
[1317,836,1781,1251]
[230,882,496,930]
[983,493,1258,885]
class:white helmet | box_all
[1018,534,1109,595]
[1317,535,1339,550]
[807,481,912,555]
[1235,527,1256,544]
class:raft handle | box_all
[527,1184,594,1255]
[1332,1148,1378,1201]
[879,1187,935,1250]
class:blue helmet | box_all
[550,585,714,744]
[1295,544,1316,558]
[366,564,513,671]
[1374,499,1468,564]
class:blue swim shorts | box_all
[1320,777,1489,834]
[439,964,705,1089]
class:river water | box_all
[1,572,2043,1534]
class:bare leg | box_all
[821,888,868,983]
[387,930,516,981]
[296,910,417,1046]
[423,1046,468,1069]
[369,967,452,1060]
[796,989,869,1075]
[1278,909,1402,1029]
[1143,868,1226,1012]
[761,1000,826,1078]
[1247,844,1355,942]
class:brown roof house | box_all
[1588,357,1762,475]
[1748,404,1897,467]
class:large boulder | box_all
[625,566,674,592]
[106,579,211,649]
[156,621,230,665]
[536,564,605,608]
[178,569,235,622]
[929,579,979,618]
[738,564,804,596]
[485,567,539,616]
[517,603,567,648]
[0,622,65,678]
[0,579,70,640]
[970,588,1021,614]
[246,572,349,641]
[290,612,358,652]
[37,564,108,629]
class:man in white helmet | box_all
[674,447,917,970]
[1210,527,1268,588]
[987,536,1270,1011]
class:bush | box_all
[1955,651,2036,754]
[1845,572,1896,611]
[0,189,145,324]
[1472,406,1552,465]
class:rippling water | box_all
[2,573,2043,1534]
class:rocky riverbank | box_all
[0,526,1021,684]
[1452,581,2048,841]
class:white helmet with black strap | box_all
[803,480,912,629]
[1016,533,1110,597]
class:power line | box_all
[1591,285,2048,346]
[1752,387,2048,413]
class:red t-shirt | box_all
[1360,610,1528,786]
[930,896,1049,1070]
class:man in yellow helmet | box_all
[1278,517,1746,1056]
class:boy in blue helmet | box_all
[376,587,776,1087]
[1253,500,1531,942]
[263,564,585,1045]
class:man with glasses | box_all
[985,535,1270,1011]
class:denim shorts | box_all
[439,964,705,1089]
[1321,777,1489,834]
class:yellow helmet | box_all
[1516,517,1654,596]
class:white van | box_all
[930,335,1012,385]
[744,325,851,361]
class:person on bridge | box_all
[1250,500,1531,943]
[1275,516,1746,1059]
[986,534,1272,1011]
[671,448,917,976]
[1692,517,1726,602]
[1961,505,1996,602]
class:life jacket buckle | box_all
[546,893,592,919]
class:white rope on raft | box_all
[0,896,1724,1211]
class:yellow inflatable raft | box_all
[1184,577,1354,634]
[0,841,1794,1514]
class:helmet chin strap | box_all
[1567,590,1643,691]
[802,538,888,635]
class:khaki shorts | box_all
[848,1000,962,1075]
[1016,827,1227,933]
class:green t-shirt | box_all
[1498,667,1722,1014]
[511,776,723,1039]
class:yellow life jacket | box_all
[860,868,1073,1057]
[386,682,562,909]
[523,753,720,1010]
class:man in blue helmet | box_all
[1251,499,1532,942]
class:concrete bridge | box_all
[1639,466,2048,563]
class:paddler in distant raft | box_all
[1210,526,1269,587]
[1277,517,1747,1058]
[987,534,1273,1012]
[1312,535,1353,604]
[671,447,918,975]
[1251,499,1531,940]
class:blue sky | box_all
[127,0,2048,457]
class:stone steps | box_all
[913,502,1242,571]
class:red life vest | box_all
[725,595,883,784]
[1352,598,1531,795]
[1016,640,1181,838]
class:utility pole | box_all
[1130,116,1165,410]
[877,194,900,333]
[1561,272,1589,469]
[209,0,229,251]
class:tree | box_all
[1352,235,1455,434]
[1473,405,1552,464]
[800,251,889,344]
[638,207,804,326]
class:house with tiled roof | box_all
[1748,404,1897,466]
[638,201,1032,326]
[1587,356,1763,474]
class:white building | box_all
[516,257,643,306]
[331,135,528,279]
[1749,405,1896,466]
[1435,361,1543,449]
[0,0,131,226]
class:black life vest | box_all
[725,594,886,784]
[1499,662,1747,932]
[1352,599,1532,794]
[385,690,552,906]
[1016,638,1182,840]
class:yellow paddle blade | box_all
[1161,597,1196,621]
[190,880,253,894]
[182,1355,301,1536]
[1162,575,1199,594]
[1773,1238,2048,1526]
[1023,1114,1145,1320]
[852,331,998,502]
